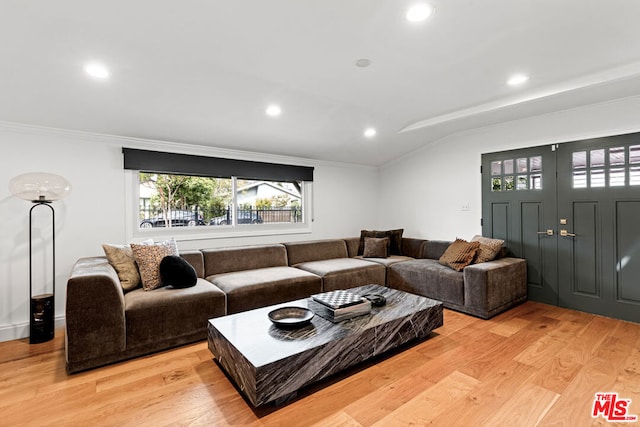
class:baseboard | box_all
[0,316,65,343]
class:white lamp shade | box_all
[9,172,72,202]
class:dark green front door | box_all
[556,135,640,323]
[482,133,640,323]
[481,145,558,305]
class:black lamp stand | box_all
[29,201,55,344]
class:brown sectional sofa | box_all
[65,236,527,373]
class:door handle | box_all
[537,230,554,236]
[560,229,576,237]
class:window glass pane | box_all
[609,168,625,187]
[630,167,640,186]
[573,170,587,188]
[139,173,232,228]
[630,145,640,164]
[590,149,605,168]
[235,179,303,224]
[516,175,528,190]
[492,177,502,191]
[530,174,542,190]
[609,147,625,166]
[517,158,528,173]
[503,159,514,175]
[504,176,514,191]
[529,156,542,172]
[573,151,587,169]
[590,169,605,188]
[491,161,502,176]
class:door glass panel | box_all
[590,169,605,187]
[610,168,625,186]
[530,156,542,172]
[491,161,502,176]
[505,176,514,190]
[630,167,640,185]
[590,149,605,168]
[492,177,502,191]
[503,159,514,175]
[573,170,587,188]
[630,145,640,164]
[516,175,528,190]
[609,147,625,166]
[517,158,528,173]
[530,174,542,190]
[573,151,587,169]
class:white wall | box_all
[0,123,379,341]
[379,95,640,241]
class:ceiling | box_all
[2,1,640,166]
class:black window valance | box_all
[122,148,314,182]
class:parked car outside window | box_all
[140,210,204,228]
[209,210,263,226]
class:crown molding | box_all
[0,121,376,171]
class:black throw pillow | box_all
[159,255,197,289]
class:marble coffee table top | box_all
[209,284,441,367]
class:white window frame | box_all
[125,170,313,242]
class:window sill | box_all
[131,223,312,243]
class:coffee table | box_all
[207,284,443,407]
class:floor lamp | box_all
[9,172,71,344]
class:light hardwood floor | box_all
[2,301,639,426]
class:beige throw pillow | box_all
[131,238,179,291]
[439,238,480,271]
[470,235,504,263]
[102,239,153,292]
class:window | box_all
[138,174,304,229]
[124,148,313,237]
[491,155,542,192]
[572,145,640,189]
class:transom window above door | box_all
[572,145,640,189]
[490,156,542,192]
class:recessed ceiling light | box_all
[364,128,377,138]
[84,62,110,79]
[266,104,282,117]
[355,58,372,68]
[507,73,529,86]
[406,3,433,22]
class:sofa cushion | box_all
[284,240,348,266]
[202,244,287,277]
[131,239,179,290]
[470,235,505,263]
[124,278,226,348]
[363,237,389,258]
[208,266,322,314]
[160,255,197,288]
[294,258,386,292]
[423,240,452,260]
[358,229,403,256]
[387,259,464,306]
[439,239,480,271]
[355,255,413,267]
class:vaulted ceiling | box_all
[2,1,640,165]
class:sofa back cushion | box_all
[179,251,205,278]
[401,238,427,258]
[284,239,348,266]
[201,244,288,276]
[423,240,453,260]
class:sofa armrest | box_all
[463,257,527,318]
[65,257,126,367]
